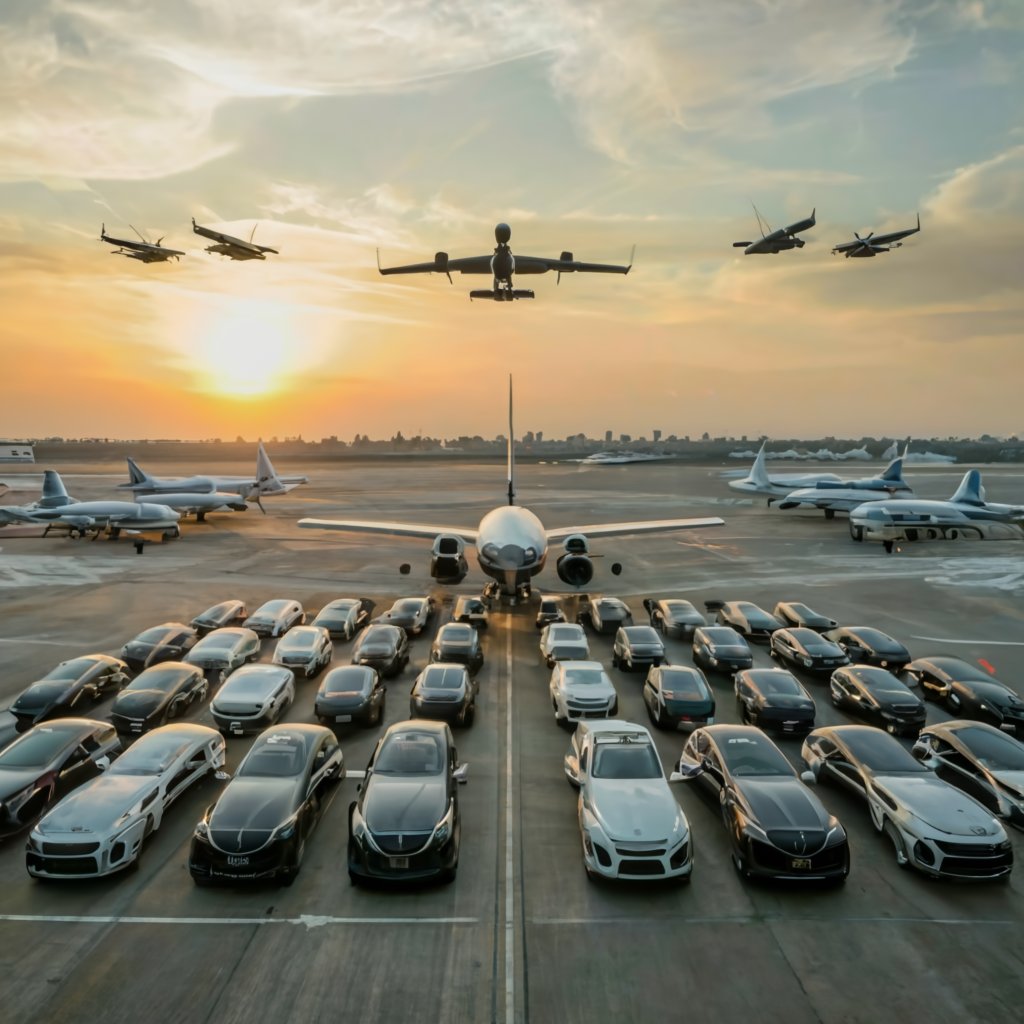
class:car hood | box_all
[764,693,815,710]
[35,775,155,833]
[12,682,68,713]
[875,775,1004,836]
[0,767,47,799]
[355,645,396,659]
[112,690,169,717]
[564,680,616,700]
[735,777,829,831]
[363,775,446,833]
[589,779,683,841]
[209,778,302,831]
[991,770,1024,798]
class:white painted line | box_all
[504,614,515,1024]
[0,913,478,928]
[530,916,1019,926]
[910,636,1024,646]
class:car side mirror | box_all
[96,756,111,772]
[214,770,231,781]
[911,741,934,765]
[674,761,704,780]
[799,770,816,786]
[564,755,581,785]
[453,763,469,784]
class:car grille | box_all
[42,841,100,855]
[750,839,846,874]
[567,698,610,710]
[619,860,665,876]
[765,829,827,855]
[32,856,98,874]
[372,831,432,855]
[614,843,667,856]
[213,704,265,718]
[936,840,1010,856]
[421,693,461,702]
[210,828,274,854]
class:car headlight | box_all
[273,817,298,842]
[432,802,455,847]
[351,804,367,845]
[194,820,210,841]
[803,656,814,668]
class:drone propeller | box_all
[854,231,874,246]
[249,224,258,243]
[129,223,149,245]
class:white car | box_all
[243,599,305,638]
[272,625,333,678]
[539,623,590,667]
[549,661,618,726]
[311,598,372,640]
[564,720,692,882]
[26,723,226,879]
[210,664,296,736]
[184,627,261,677]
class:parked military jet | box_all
[776,447,914,516]
[100,224,184,263]
[192,218,278,261]
[832,215,920,258]
[377,222,634,302]
[733,207,816,255]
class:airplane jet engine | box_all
[556,534,594,588]
[430,534,469,584]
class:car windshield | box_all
[374,733,445,775]
[625,627,660,644]
[45,659,96,681]
[132,627,169,645]
[240,738,306,777]
[840,730,928,773]
[847,628,901,649]
[0,724,82,768]
[720,735,793,776]
[127,668,189,693]
[564,668,607,686]
[458,600,484,614]
[664,601,696,615]
[660,670,706,700]
[393,600,421,614]
[199,634,238,649]
[322,668,373,696]
[111,735,193,775]
[956,727,1024,772]
[549,625,581,641]
[703,628,742,645]
[19,682,71,703]
[326,601,357,614]
[927,659,994,683]
[592,743,662,779]
[749,671,801,696]
[599,601,627,614]
[257,600,293,616]
[421,667,465,689]
[440,625,474,643]
[277,630,316,651]
[200,602,235,619]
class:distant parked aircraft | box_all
[776,451,913,516]
[192,218,278,261]
[733,206,816,255]
[100,224,184,263]
[832,215,920,258]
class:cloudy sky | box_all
[1,0,1021,442]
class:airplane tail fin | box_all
[254,442,288,495]
[879,456,905,484]
[121,456,156,489]
[951,469,986,506]
[745,441,772,488]
[39,470,72,508]
[507,375,516,506]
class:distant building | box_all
[605,430,613,443]
[653,430,661,443]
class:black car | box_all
[10,655,130,731]
[373,597,435,636]
[643,598,705,638]
[711,601,784,642]
[209,664,295,736]
[430,623,484,674]
[770,628,850,673]
[348,720,468,885]
[829,666,925,736]
[642,665,715,730]
[109,662,210,736]
[772,602,838,633]
[822,626,911,672]
[675,724,848,882]
[119,622,199,673]
[904,658,1024,732]
[535,597,567,630]
[190,724,343,886]
[611,625,666,672]
[315,666,386,727]
[691,626,754,675]
[311,598,374,640]
[410,664,479,726]
[734,668,816,735]
[913,721,1024,829]
[453,596,489,630]
[0,718,121,836]
[581,597,633,635]
[190,600,248,637]
[351,624,410,678]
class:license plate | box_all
[1001,723,1017,732]
[227,855,249,866]
[335,714,352,723]
[130,724,143,733]
[389,856,409,869]
[782,722,798,731]
[230,722,243,734]
[791,858,812,870]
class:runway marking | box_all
[0,913,478,929]
[503,615,515,1024]
[910,635,1024,646]
[529,915,1019,926]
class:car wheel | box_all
[883,819,910,868]
[281,840,305,887]
[611,653,619,669]
[191,874,215,888]
[463,703,476,727]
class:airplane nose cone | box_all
[495,222,511,244]
[494,544,526,569]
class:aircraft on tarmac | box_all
[299,380,723,595]
[377,222,634,302]
[849,470,1024,552]
[191,218,279,261]
[733,207,816,255]
[775,451,914,516]
[832,214,920,258]
[118,443,306,508]
[728,442,845,500]
[0,473,180,538]
[100,224,185,263]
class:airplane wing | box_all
[545,517,723,542]
[831,239,862,253]
[865,222,920,246]
[378,254,493,276]
[784,210,816,236]
[297,518,479,542]
[513,254,633,275]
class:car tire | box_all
[463,703,476,727]
[883,819,910,868]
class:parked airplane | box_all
[849,470,1024,552]
[728,442,844,500]
[299,380,723,595]
[0,473,180,538]
[832,215,920,258]
[733,207,816,255]
[191,218,278,261]
[100,224,184,263]
[142,491,248,522]
[377,222,634,302]
[775,451,914,517]
[119,443,306,506]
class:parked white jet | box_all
[849,470,1024,552]
[728,443,844,500]
[775,452,913,517]
[0,473,180,538]
[192,218,278,261]
[299,380,724,595]
[140,491,248,522]
[119,443,306,507]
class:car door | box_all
[643,669,660,714]
[824,743,867,796]
[842,634,866,662]
[931,741,1000,813]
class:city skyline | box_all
[2,2,1022,441]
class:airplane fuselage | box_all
[729,472,844,498]
[850,499,1024,549]
[475,505,548,593]
[2,501,182,533]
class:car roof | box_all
[577,719,651,740]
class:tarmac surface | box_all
[1,458,1023,1024]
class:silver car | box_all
[184,627,261,677]
[549,661,618,726]
[564,720,692,882]
[210,664,296,736]
[243,599,305,638]
[26,724,226,879]
[539,623,590,667]
[802,724,1012,880]
[272,625,333,678]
